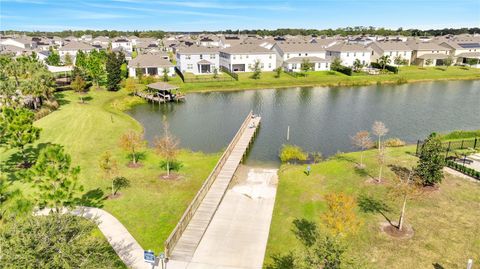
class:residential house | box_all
[439,38,480,67]
[325,42,371,67]
[220,43,276,72]
[272,42,332,71]
[0,36,35,49]
[407,40,451,66]
[176,46,220,75]
[128,53,175,77]
[92,36,110,48]
[58,41,95,58]
[112,38,133,52]
[368,41,413,65]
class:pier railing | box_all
[164,110,253,257]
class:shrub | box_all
[279,144,308,163]
[384,138,406,147]
[371,62,398,74]
[445,160,480,179]
[439,130,480,140]
[160,160,183,172]
[141,76,156,85]
[396,77,408,84]
[332,65,352,76]
[35,108,52,120]
[44,99,59,110]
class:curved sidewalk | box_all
[37,207,150,269]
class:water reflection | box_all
[127,80,480,165]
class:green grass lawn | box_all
[1,89,219,253]
[265,146,480,268]
[162,66,480,93]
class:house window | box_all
[187,64,193,69]
[432,51,434,53]
[362,52,365,56]
[269,55,272,59]
[292,64,297,69]
[210,54,215,59]
[186,55,191,60]
[261,63,264,68]
[305,53,308,56]
[326,63,329,68]
[200,54,203,59]
[268,63,271,68]
[233,56,236,60]
[389,52,392,56]
[287,54,290,58]
[298,53,301,56]
[404,52,407,56]
[328,52,332,56]
[240,56,242,59]
[347,52,350,57]
[354,52,356,57]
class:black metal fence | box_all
[416,137,479,156]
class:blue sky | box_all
[0,0,479,31]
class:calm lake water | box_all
[127,80,480,166]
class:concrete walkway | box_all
[168,167,279,269]
[37,207,151,269]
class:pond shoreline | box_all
[183,76,480,94]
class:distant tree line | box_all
[2,27,479,38]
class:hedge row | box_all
[371,62,399,74]
[332,65,352,76]
[445,160,480,179]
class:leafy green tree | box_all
[213,67,219,79]
[443,56,453,70]
[70,75,88,103]
[394,55,407,66]
[250,60,262,79]
[120,63,128,78]
[75,50,87,68]
[377,55,391,70]
[330,57,342,70]
[112,176,130,196]
[123,77,137,95]
[0,214,125,268]
[274,67,282,78]
[300,59,313,74]
[279,144,308,163]
[64,52,73,66]
[414,133,444,186]
[162,67,169,82]
[467,58,479,67]
[28,144,83,211]
[0,174,30,221]
[106,51,124,91]
[45,48,60,66]
[85,50,107,89]
[0,107,41,166]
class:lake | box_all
[127,80,480,166]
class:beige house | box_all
[407,40,451,66]
[368,41,413,65]
[439,38,480,67]
[128,53,174,77]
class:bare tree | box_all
[372,121,388,152]
[154,116,179,177]
[99,151,119,197]
[376,146,386,183]
[351,131,373,168]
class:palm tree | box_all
[377,55,391,70]
[353,59,363,72]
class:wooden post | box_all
[287,126,290,141]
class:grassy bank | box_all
[164,66,480,93]
[265,146,480,268]
[2,89,219,253]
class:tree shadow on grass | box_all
[54,92,71,106]
[432,263,445,269]
[331,154,357,164]
[2,143,54,182]
[358,194,393,226]
[76,188,106,208]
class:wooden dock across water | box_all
[165,111,261,261]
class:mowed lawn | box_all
[166,66,480,92]
[265,146,480,269]
[28,89,219,253]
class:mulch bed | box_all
[159,173,181,180]
[127,162,143,168]
[106,193,122,200]
[380,221,414,239]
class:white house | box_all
[128,53,175,77]
[176,46,220,75]
[58,41,95,58]
[112,38,133,52]
[219,44,276,72]
[272,42,332,71]
[368,41,413,65]
[326,42,371,67]
[0,36,34,49]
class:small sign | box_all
[144,250,155,264]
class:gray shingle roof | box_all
[326,42,370,52]
[128,53,174,68]
[275,42,326,53]
[221,44,272,54]
[59,41,94,51]
[176,46,219,54]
